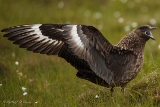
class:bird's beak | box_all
[150,27,157,30]
[149,26,157,40]
[149,32,155,40]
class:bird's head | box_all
[135,25,157,41]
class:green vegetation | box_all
[0,0,160,106]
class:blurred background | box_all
[0,0,160,107]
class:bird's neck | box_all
[116,33,147,55]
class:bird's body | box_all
[1,24,156,92]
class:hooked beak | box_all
[149,26,157,40]
[150,33,155,40]
[150,26,157,30]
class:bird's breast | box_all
[116,53,144,87]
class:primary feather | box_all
[1,24,156,92]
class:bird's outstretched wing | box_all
[1,24,136,85]
[1,24,92,71]
[2,24,65,54]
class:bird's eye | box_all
[145,31,150,35]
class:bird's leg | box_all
[110,87,114,96]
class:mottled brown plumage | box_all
[1,24,156,93]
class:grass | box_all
[0,0,160,107]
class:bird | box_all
[1,24,157,93]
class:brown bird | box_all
[1,24,156,93]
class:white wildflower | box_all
[95,95,99,98]
[35,101,38,104]
[158,44,160,49]
[22,87,27,92]
[15,61,19,65]
[131,22,138,28]
[118,17,124,23]
[149,18,157,25]
[23,92,28,96]
[0,84,2,87]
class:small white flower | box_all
[131,22,138,28]
[95,95,99,98]
[158,44,160,49]
[22,87,27,91]
[149,18,157,25]
[35,101,38,104]
[15,61,19,65]
[118,17,124,23]
[23,92,28,96]
[0,84,2,87]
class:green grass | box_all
[0,0,160,107]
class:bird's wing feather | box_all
[1,24,93,72]
[61,25,114,84]
[106,47,137,84]
[2,24,65,55]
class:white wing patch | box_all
[63,25,88,59]
[31,24,42,29]
[69,25,84,49]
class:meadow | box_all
[0,0,160,107]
